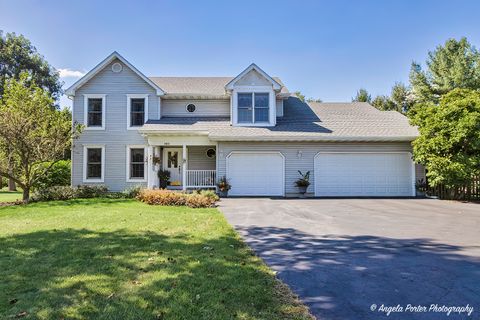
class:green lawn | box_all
[0,187,22,202]
[0,199,312,320]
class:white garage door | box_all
[315,152,414,197]
[227,152,284,196]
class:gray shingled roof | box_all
[149,77,289,96]
[141,97,418,141]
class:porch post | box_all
[182,144,187,191]
[147,146,154,188]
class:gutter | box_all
[208,135,418,142]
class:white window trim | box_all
[126,145,148,182]
[232,86,276,127]
[127,94,149,130]
[83,144,105,183]
[83,94,106,130]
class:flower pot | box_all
[298,185,308,197]
[219,190,229,198]
[416,190,426,198]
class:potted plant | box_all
[157,169,171,189]
[295,170,310,197]
[415,178,427,197]
[216,176,231,197]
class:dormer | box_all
[225,64,283,127]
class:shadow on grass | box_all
[235,226,480,320]
[0,228,310,320]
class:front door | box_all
[163,148,183,186]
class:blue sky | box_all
[1,0,480,107]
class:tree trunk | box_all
[8,161,16,191]
[22,187,30,202]
[8,178,16,191]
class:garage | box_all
[227,152,284,196]
[314,152,414,197]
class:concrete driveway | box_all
[219,199,480,320]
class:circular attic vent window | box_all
[111,62,123,73]
[186,103,196,113]
[206,148,216,158]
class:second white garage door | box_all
[315,152,414,197]
[227,152,284,196]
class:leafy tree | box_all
[409,37,480,103]
[0,31,62,99]
[371,95,395,111]
[409,88,480,197]
[0,74,81,201]
[294,91,322,103]
[294,91,306,102]
[391,82,414,112]
[352,88,371,103]
[0,31,64,190]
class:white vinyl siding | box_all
[161,99,230,117]
[72,59,154,191]
[187,146,216,170]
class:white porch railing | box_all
[186,170,216,188]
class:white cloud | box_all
[58,68,85,78]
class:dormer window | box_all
[238,92,270,123]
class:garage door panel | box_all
[227,153,284,196]
[315,153,413,197]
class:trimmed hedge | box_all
[137,189,217,208]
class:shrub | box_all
[75,185,108,198]
[105,192,126,199]
[137,189,186,206]
[185,193,216,208]
[34,160,71,190]
[196,189,219,202]
[137,189,217,208]
[122,185,144,198]
[33,186,76,201]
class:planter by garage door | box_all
[315,152,415,197]
[227,152,284,196]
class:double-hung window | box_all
[127,146,146,181]
[130,99,145,126]
[127,94,148,129]
[83,145,105,182]
[84,94,106,130]
[237,92,269,124]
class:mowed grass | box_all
[0,187,22,202]
[0,199,312,320]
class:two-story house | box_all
[66,52,422,197]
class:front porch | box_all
[146,138,217,190]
